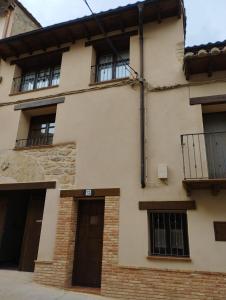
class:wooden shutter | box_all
[214,222,226,241]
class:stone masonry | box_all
[0,143,76,189]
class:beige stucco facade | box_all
[0,3,226,298]
[0,1,40,39]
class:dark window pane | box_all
[36,68,51,89]
[28,114,56,146]
[20,72,36,91]
[51,65,61,86]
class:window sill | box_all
[14,144,54,151]
[89,77,130,86]
[147,256,192,262]
[9,84,59,96]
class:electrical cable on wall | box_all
[81,0,139,79]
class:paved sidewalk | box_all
[0,270,113,300]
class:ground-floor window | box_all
[148,211,190,257]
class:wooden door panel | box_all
[203,112,226,178]
[72,200,105,288]
[19,191,45,272]
[0,198,7,248]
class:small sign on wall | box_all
[84,189,94,197]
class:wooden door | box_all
[72,200,105,288]
[203,112,226,178]
[19,192,45,272]
[0,198,7,248]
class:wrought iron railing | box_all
[11,74,60,94]
[181,132,226,180]
[91,59,130,83]
[15,135,53,148]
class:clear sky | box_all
[20,0,226,47]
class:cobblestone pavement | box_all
[0,270,113,300]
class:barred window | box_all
[149,211,189,257]
[27,114,56,147]
[20,65,61,92]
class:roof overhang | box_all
[184,41,226,80]
[0,0,184,60]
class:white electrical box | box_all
[158,164,168,179]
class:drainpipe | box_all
[138,3,146,188]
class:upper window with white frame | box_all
[91,35,130,83]
[95,50,130,82]
[11,50,64,94]
[20,65,60,92]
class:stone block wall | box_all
[0,143,76,188]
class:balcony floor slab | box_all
[183,179,226,196]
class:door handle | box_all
[36,220,42,223]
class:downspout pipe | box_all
[138,3,146,188]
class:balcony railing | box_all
[11,73,60,94]
[181,132,226,180]
[91,59,130,83]
[16,135,53,148]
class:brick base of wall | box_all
[102,266,226,300]
[34,197,77,288]
[34,195,226,300]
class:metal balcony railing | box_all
[11,73,60,94]
[181,132,226,180]
[16,135,53,148]
[91,59,130,83]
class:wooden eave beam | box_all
[6,42,19,58]
[10,47,70,65]
[52,32,62,48]
[101,20,108,34]
[21,38,33,55]
[84,29,138,47]
[65,27,76,44]
[207,57,213,77]
[83,23,91,40]
[0,50,7,61]
[157,4,162,24]
[118,17,126,32]
[39,37,48,51]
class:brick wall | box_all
[102,266,226,300]
[34,197,77,287]
[101,198,226,300]
[34,195,226,300]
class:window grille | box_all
[149,211,189,257]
